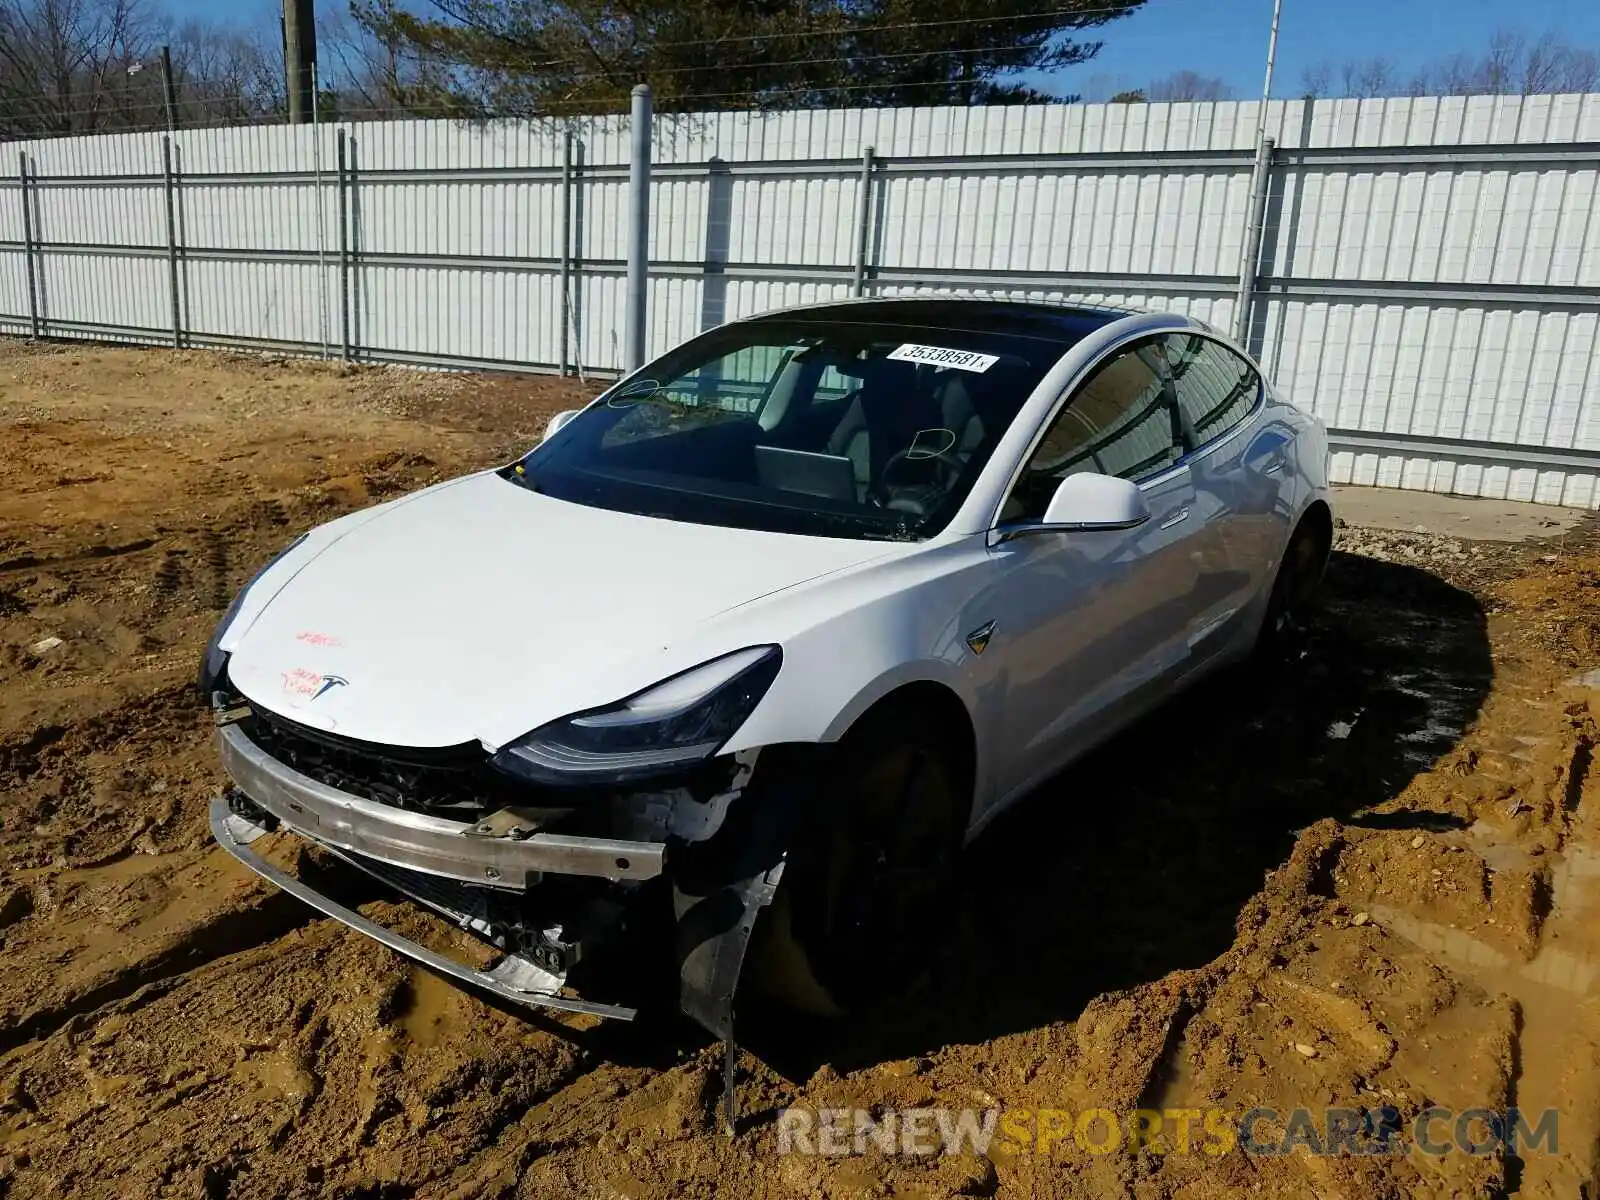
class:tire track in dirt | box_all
[203,529,232,612]
[0,880,313,1057]
[0,537,163,578]
[0,901,612,1199]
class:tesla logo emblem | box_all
[965,620,996,656]
[311,674,349,701]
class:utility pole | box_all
[283,0,317,124]
[160,45,177,132]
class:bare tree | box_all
[1145,69,1233,102]
[1517,30,1598,93]
[1428,51,1475,95]
[168,20,284,124]
[1298,62,1331,99]
[1308,28,1600,100]
[0,0,281,136]
[1335,56,1398,99]
[0,0,153,135]
[1081,70,1132,102]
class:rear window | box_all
[1165,333,1260,448]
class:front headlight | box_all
[491,646,781,786]
[196,533,309,696]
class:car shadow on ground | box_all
[742,548,1493,1078]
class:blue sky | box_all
[1051,0,1600,99]
[173,0,1600,101]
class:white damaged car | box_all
[205,298,1331,1041]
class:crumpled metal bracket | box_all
[669,747,828,1133]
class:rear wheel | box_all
[1256,508,1333,655]
[749,706,968,1016]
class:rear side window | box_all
[1164,333,1260,449]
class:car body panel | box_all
[222,471,904,749]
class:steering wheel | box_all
[877,441,964,500]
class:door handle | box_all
[1264,458,1285,475]
[1158,506,1191,530]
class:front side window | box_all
[1164,333,1260,449]
[515,320,1082,541]
[1003,339,1184,522]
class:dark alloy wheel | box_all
[749,706,968,1017]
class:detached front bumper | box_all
[211,714,822,1040]
[210,719,669,1021]
[209,795,638,1020]
[215,721,665,890]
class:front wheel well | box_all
[840,680,977,819]
[748,679,978,1016]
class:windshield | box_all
[510,318,1077,541]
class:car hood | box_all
[223,472,898,748]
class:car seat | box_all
[824,356,937,502]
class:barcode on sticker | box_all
[886,344,1000,373]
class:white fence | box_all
[4,95,1600,505]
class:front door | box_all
[984,337,1211,803]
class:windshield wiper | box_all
[807,511,922,542]
[867,525,923,543]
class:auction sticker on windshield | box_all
[887,344,1000,373]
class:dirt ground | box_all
[1,339,1598,1199]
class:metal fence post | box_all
[18,152,40,339]
[160,44,178,132]
[311,69,329,360]
[560,129,573,377]
[1232,136,1275,344]
[1234,0,1281,345]
[337,128,351,361]
[626,84,653,372]
[161,136,182,347]
[347,134,361,359]
[853,147,876,297]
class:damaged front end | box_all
[207,669,817,1041]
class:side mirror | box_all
[997,472,1150,543]
[1042,472,1149,529]
[543,409,580,440]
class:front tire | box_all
[749,707,968,1017]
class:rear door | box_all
[983,336,1211,798]
[1159,332,1275,661]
